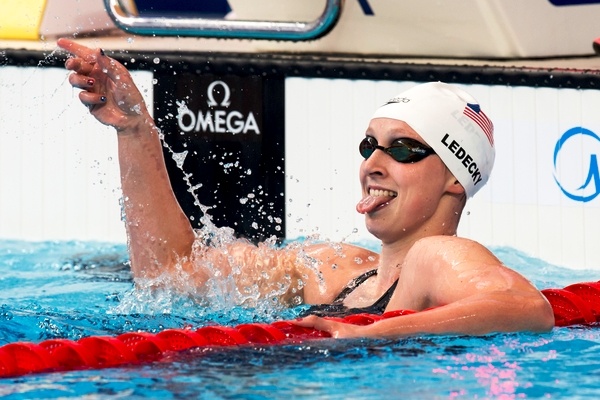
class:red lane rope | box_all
[0,282,598,378]
[541,281,600,326]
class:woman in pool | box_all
[58,38,554,338]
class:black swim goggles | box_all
[359,136,436,163]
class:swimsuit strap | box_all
[331,269,378,303]
[301,269,400,318]
[357,278,399,314]
[302,276,399,318]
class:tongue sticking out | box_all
[356,194,395,214]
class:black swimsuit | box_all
[302,269,399,317]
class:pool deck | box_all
[3,34,600,73]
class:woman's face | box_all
[357,118,457,244]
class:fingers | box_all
[64,57,95,75]
[59,38,102,77]
[58,38,146,121]
[294,316,360,338]
[57,38,96,62]
[78,91,106,107]
[67,71,96,89]
[61,39,133,90]
[60,40,110,109]
[295,315,337,332]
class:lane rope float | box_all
[0,282,598,378]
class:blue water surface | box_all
[0,240,599,399]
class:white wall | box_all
[284,77,600,270]
[0,66,153,243]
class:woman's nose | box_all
[361,148,389,176]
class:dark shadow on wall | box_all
[135,0,232,17]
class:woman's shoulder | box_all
[302,242,379,266]
[411,235,495,257]
[404,235,501,279]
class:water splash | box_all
[113,118,328,315]
[22,46,70,101]
[113,227,328,316]
[171,150,188,169]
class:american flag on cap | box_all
[464,103,494,146]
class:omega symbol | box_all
[553,126,600,202]
[206,80,231,107]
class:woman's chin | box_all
[364,219,386,241]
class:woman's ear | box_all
[446,177,465,195]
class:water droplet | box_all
[130,104,142,114]
[171,150,188,169]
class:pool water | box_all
[1,239,600,399]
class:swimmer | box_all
[58,38,555,338]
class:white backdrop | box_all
[0,66,152,242]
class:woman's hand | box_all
[294,316,365,339]
[58,38,150,132]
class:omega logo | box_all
[206,80,231,107]
[553,126,600,202]
[177,80,260,135]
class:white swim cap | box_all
[371,82,495,198]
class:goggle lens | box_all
[359,136,435,163]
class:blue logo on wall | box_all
[553,127,600,202]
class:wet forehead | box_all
[366,117,425,144]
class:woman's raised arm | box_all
[58,39,335,305]
[58,38,196,280]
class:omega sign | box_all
[176,80,261,135]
